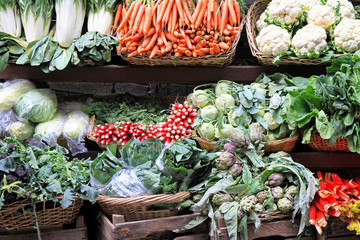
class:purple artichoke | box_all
[224,142,237,152]
[229,163,243,177]
[212,193,233,206]
[254,203,264,214]
[229,128,249,148]
[256,191,268,203]
[266,172,285,187]
[249,123,264,146]
[277,197,293,212]
[216,152,236,170]
[271,186,284,201]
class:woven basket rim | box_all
[245,0,345,66]
[265,131,299,146]
[308,130,350,152]
[118,16,246,66]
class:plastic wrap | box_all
[15,89,58,123]
[0,79,35,111]
[29,111,66,149]
[0,109,19,137]
[98,169,153,197]
[63,109,90,155]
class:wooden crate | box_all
[0,216,86,240]
[99,212,209,240]
[211,216,315,240]
[316,218,360,240]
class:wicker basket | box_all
[0,196,83,231]
[96,192,190,222]
[193,136,217,151]
[263,132,299,152]
[119,18,246,67]
[246,0,344,66]
[308,131,350,152]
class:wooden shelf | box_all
[1,64,326,84]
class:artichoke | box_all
[285,185,298,197]
[229,128,249,148]
[240,195,257,212]
[271,186,284,201]
[249,123,264,146]
[217,152,236,169]
[256,190,268,203]
[229,163,243,177]
[212,193,233,207]
[238,207,244,218]
[254,203,264,214]
[224,142,237,152]
[266,172,285,187]
[192,194,204,203]
[277,197,293,212]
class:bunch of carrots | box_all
[112,0,244,59]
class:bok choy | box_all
[0,0,22,37]
[88,0,119,34]
[18,0,54,43]
[54,0,86,48]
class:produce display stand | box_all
[0,215,87,240]
[316,218,359,240]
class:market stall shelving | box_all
[2,63,325,84]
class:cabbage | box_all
[251,83,267,96]
[215,81,231,96]
[15,89,58,123]
[0,109,19,137]
[63,110,89,139]
[215,123,234,139]
[264,112,280,130]
[228,108,242,126]
[215,94,235,112]
[0,79,35,111]
[198,122,215,141]
[9,120,35,140]
[35,111,65,138]
[200,105,218,120]
[255,104,266,117]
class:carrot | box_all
[209,47,216,54]
[182,0,193,23]
[132,4,146,33]
[143,6,153,35]
[130,1,142,28]
[184,34,192,49]
[165,32,179,42]
[113,4,123,31]
[160,44,166,54]
[204,35,210,40]
[195,49,206,56]
[207,0,211,32]
[162,0,175,26]
[117,1,136,32]
[157,36,163,46]
[152,0,162,15]
[199,47,210,53]
[150,45,159,58]
[144,32,158,51]
[193,35,201,43]
[185,49,192,56]
[157,0,169,24]
[168,5,174,32]
[234,0,241,25]
[194,0,207,29]
[223,29,230,35]
[171,3,178,33]
[219,41,229,49]
[220,0,228,35]
[128,50,139,57]
[175,0,185,27]
[147,27,156,36]
[192,0,203,23]
[165,41,172,52]
[142,35,152,47]
[213,43,220,53]
[213,0,220,31]
[138,14,145,35]
[160,31,168,45]
[228,0,237,26]
[177,47,188,53]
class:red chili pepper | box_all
[309,205,317,225]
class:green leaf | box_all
[0,157,16,173]
[79,184,99,203]
[0,51,9,72]
[46,179,62,194]
[59,188,75,209]
[173,215,208,233]
[54,45,74,70]
[241,164,252,183]
[315,110,335,140]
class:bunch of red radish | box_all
[92,101,196,145]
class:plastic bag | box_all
[98,169,153,197]
[63,109,90,155]
[8,120,35,141]
[29,111,66,149]
[0,109,19,137]
[0,79,35,111]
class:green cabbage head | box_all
[0,79,35,111]
[63,110,90,139]
[15,89,58,123]
[9,121,35,140]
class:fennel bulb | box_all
[87,0,119,34]
[54,0,86,48]
[18,0,54,43]
[0,0,22,37]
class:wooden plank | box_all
[0,64,325,84]
[327,236,360,240]
[112,212,201,239]
[174,233,209,240]
[286,237,314,240]
[0,227,87,240]
[101,214,116,240]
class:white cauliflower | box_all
[327,0,355,19]
[256,25,291,56]
[334,19,360,52]
[307,5,336,30]
[266,0,304,28]
[301,0,321,12]
[291,24,327,57]
[256,12,267,31]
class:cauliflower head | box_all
[334,19,360,52]
[256,25,291,56]
[291,24,327,58]
[266,0,304,29]
[256,12,267,31]
[307,5,336,30]
[327,0,355,19]
[301,0,321,12]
